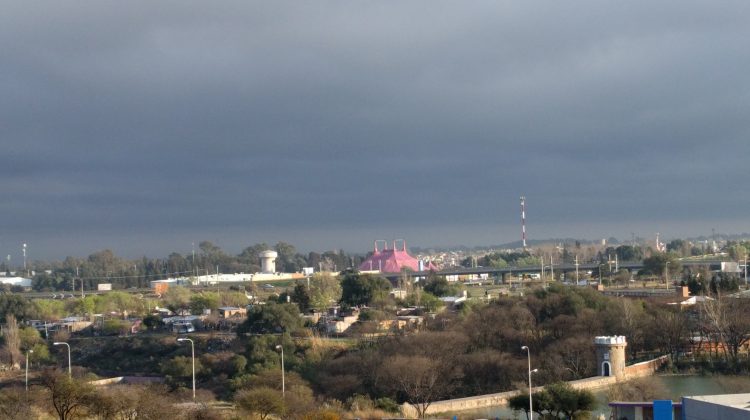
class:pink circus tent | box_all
[358,240,437,273]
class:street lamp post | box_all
[521,346,537,420]
[53,342,71,377]
[275,345,285,397]
[25,349,33,391]
[177,338,195,400]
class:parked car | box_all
[172,321,195,334]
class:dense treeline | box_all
[307,286,647,412]
[26,241,363,292]
[4,271,750,418]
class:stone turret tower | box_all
[594,335,627,380]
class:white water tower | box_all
[259,250,278,274]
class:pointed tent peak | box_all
[374,240,387,253]
[359,238,430,273]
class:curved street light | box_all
[53,342,71,378]
[275,344,285,397]
[521,345,536,420]
[177,338,195,400]
[25,349,33,391]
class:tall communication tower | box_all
[520,196,527,249]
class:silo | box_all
[259,250,278,274]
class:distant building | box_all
[359,240,436,273]
[217,306,247,319]
[609,400,682,420]
[682,393,750,419]
[440,290,468,308]
[0,276,32,288]
[611,394,750,420]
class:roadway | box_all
[397,259,726,279]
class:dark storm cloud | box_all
[2,1,750,259]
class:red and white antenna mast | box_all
[520,196,527,249]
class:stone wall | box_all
[403,376,618,417]
[624,355,669,379]
[402,355,668,417]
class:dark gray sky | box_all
[3,1,750,261]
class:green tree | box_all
[237,243,270,273]
[234,386,285,420]
[162,286,191,314]
[615,245,643,262]
[221,291,250,308]
[101,319,131,336]
[309,272,342,311]
[161,356,205,389]
[404,290,444,313]
[34,299,66,321]
[238,303,303,335]
[189,292,220,314]
[40,370,95,420]
[508,393,532,420]
[640,253,680,277]
[95,291,142,315]
[0,295,36,321]
[667,239,692,257]
[19,326,43,351]
[71,296,96,317]
[142,314,163,331]
[340,271,391,307]
[291,283,311,312]
[423,272,458,297]
[537,382,595,419]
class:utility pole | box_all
[575,255,580,284]
[540,255,544,280]
[520,196,527,250]
[550,256,554,283]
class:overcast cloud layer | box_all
[2,1,750,260]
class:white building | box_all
[0,277,32,288]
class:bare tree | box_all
[607,377,669,402]
[704,297,750,363]
[234,387,285,420]
[40,370,94,420]
[380,355,457,418]
[3,314,21,369]
[644,306,688,363]
[723,300,750,363]
[0,387,35,420]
